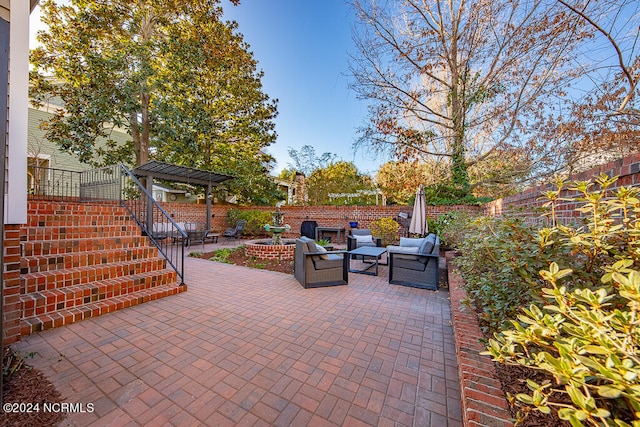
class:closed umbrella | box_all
[409,185,428,236]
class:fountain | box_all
[245,202,295,261]
[263,202,291,245]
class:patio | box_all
[13,243,462,426]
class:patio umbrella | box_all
[409,184,428,236]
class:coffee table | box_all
[348,246,388,276]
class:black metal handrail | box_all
[118,165,187,285]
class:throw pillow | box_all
[419,234,436,254]
[354,234,374,244]
[387,245,419,254]
[315,243,330,260]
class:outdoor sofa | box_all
[387,234,440,290]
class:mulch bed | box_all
[2,348,66,427]
[198,246,294,274]
[494,363,570,426]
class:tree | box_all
[375,160,445,204]
[306,161,375,205]
[546,0,640,174]
[286,145,337,177]
[30,0,281,204]
[348,0,603,196]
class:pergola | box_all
[133,160,234,231]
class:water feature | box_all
[263,202,291,245]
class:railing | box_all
[28,167,82,200]
[118,165,187,285]
[27,164,186,284]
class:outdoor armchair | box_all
[387,234,440,290]
[294,237,348,288]
[347,229,382,260]
[347,229,382,250]
[184,222,209,250]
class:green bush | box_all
[453,174,640,424]
[226,209,273,237]
[208,247,237,263]
[485,262,640,426]
[454,214,550,334]
[434,210,474,248]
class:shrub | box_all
[454,214,550,334]
[370,217,400,246]
[208,247,237,263]
[485,263,640,426]
[468,174,640,424]
[435,210,474,248]
[226,209,273,237]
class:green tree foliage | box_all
[306,161,376,205]
[225,208,272,237]
[30,0,281,204]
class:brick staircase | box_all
[19,200,187,336]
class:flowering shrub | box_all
[370,217,400,246]
[435,210,474,249]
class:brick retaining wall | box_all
[245,241,296,261]
[446,252,514,426]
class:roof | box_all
[133,160,234,187]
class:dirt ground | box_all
[198,246,294,274]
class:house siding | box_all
[28,107,132,171]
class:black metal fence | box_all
[28,167,82,200]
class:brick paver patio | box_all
[14,252,462,426]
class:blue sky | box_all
[30,1,387,176]
[221,0,387,176]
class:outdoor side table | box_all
[348,246,388,276]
